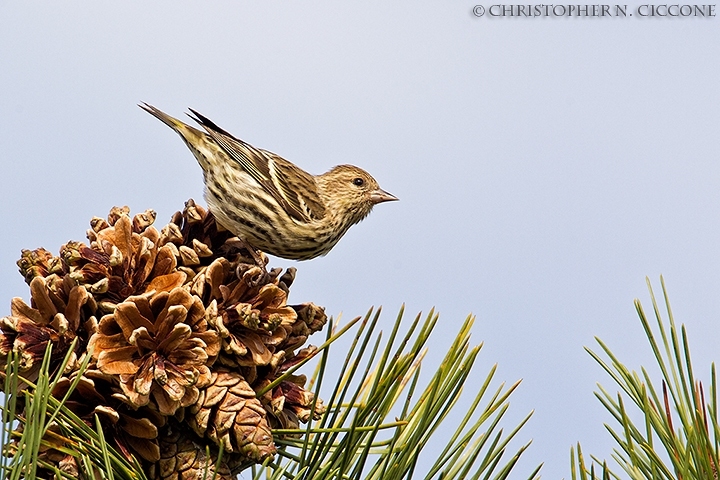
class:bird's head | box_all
[318,165,398,225]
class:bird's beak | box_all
[370,188,399,204]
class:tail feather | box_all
[140,103,212,170]
[138,102,191,132]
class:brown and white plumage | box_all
[140,103,397,260]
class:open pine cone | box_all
[1,200,328,479]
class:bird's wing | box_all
[263,151,327,221]
[187,109,326,221]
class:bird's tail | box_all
[139,103,213,169]
[139,102,192,132]
[139,102,210,146]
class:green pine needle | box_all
[572,276,720,480]
[1,306,537,479]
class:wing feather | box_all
[187,109,326,221]
[264,151,326,220]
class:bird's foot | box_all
[233,236,271,285]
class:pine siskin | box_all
[140,104,397,260]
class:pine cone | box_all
[0,276,95,385]
[64,208,187,309]
[189,369,275,461]
[209,279,298,369]
[88,287,220,415]
[257,347,327,431]
[1,201,328,476]
[159,200,257,270]
[156,422,249,480]
[52,369,165,462]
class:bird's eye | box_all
[352,178,365,187]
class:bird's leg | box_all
[236,236,268,269]
[228,236,271,287]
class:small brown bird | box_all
[140,104,397,260]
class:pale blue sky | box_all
[1,3,719,477]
